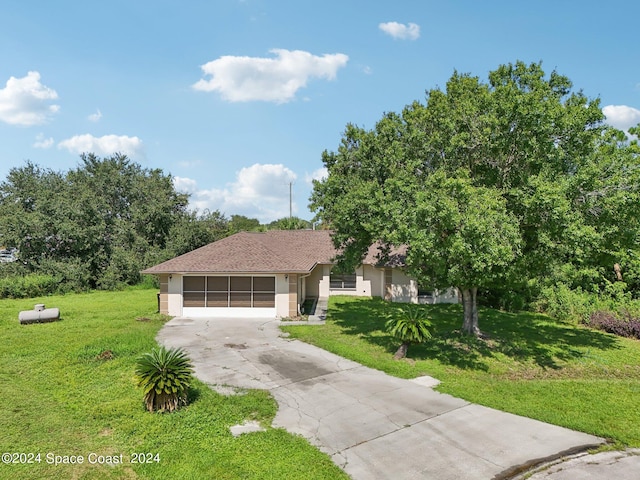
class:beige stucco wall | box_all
[160,268,456,319]
[288,274,298,317]
[274,273,290,317]
[438,287,460,303]
[355,266,372,296]
[306,264,325,297]
[167,273,183,316]
[417,287,459,304]
[387,271,459,304]
[317,264,331,297]
[308,264,399,300]
[364,264,385,298]
[158,274,169,314]
[390,269,419,303]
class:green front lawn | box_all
[0,288,347,480]
[282,296,640,447]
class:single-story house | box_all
[142,229,458,318]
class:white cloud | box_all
[0,71,60,126]
[603,105,640,132]
[173,176,199,194]
[305,167,328,184]
[192,49,349,103]
[88,109,102,122]
[58,134,144,157]
[33,133,54,149]
[179,164,298,221]
[379,21,420,40]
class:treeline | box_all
[0,154,311,297]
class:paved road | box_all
[158,317,606,479]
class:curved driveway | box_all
[158,317,604,479]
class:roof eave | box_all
[141,269,314,275]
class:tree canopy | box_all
[310,61,640,335]
[267,216,312,230]
[0,154,229,290]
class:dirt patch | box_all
[96,350,114,360]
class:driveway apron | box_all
[157,317,604,480]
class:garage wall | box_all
[275,273,290,317]
[287,274,298,317]
[158,274,169,314]
[167,273,182,316]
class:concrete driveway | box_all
[158,317,604,479]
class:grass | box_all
[0,288,348,480]
[281,296,640,447]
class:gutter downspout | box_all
[298,271,313,315]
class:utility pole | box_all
[289,181,293,220]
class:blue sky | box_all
[1,0,639,222]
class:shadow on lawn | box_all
[328,298,620,371]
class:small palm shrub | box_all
[385,305,433,359]
[135,346,194,413]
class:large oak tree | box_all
[311,61,638,335]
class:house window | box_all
[330,272,357,289]
[183,276,275,308]
[418,285,434,299]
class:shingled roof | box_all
[142,229,405,274]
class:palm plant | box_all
[385,305,433,359]
[135,346,194,413]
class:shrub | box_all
[0,273,60,298]
[135,346,194,413]
[386,305,433,359]
[535,282,640,325]
[588,310,640,340]
[534,284,596,323]
[138,274,159,289]
[36,257,93,293]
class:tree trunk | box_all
[461,287,481,337]
[393,342,409,360]
[614,263,623,281]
